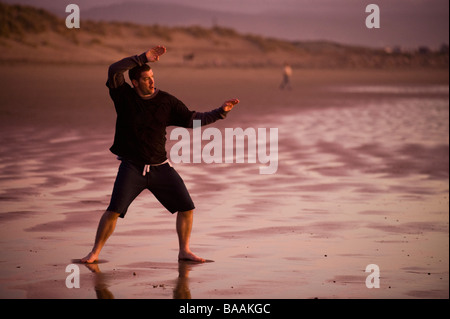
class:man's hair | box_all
[129,64,151,83]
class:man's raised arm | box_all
[107,46,167,89]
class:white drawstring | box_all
[142,165,151,176]
[142,160,170,176]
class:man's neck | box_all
[137,89,159,100]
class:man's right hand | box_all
[146,45,167,62]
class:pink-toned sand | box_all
[0,65,448,299]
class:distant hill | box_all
[0,3,448,68]
[82,1,230,28]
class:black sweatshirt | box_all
[107,53,228,165]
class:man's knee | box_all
[104,210,120,220]
[177,210,194,220]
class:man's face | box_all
[134,70,155,96]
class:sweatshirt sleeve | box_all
[107,53,148,89]
[189,108,229,128]
[168,93,229,128]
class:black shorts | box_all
[107,159,195,218]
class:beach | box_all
[0,64,448,299]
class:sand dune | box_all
[1,3,448,68]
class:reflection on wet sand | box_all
[83,261,198,299]
[173,261,194,299]
[84,263,115,299]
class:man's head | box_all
[129,64,155,97]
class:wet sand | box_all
[0,65,448,299]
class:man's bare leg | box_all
[81,210,120,263]
[177,210,205,263]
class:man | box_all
[279,62,292,90]
[81,46,239,263]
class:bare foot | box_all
[178,250,206,263]
[81,251,99,264]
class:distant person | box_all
[279,63,293,90]
[81,45,239,264]
[183,52,195,63]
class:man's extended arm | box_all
[189,99,240,128]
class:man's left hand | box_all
[222,99,240,112]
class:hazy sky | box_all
[3,0,449,48]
